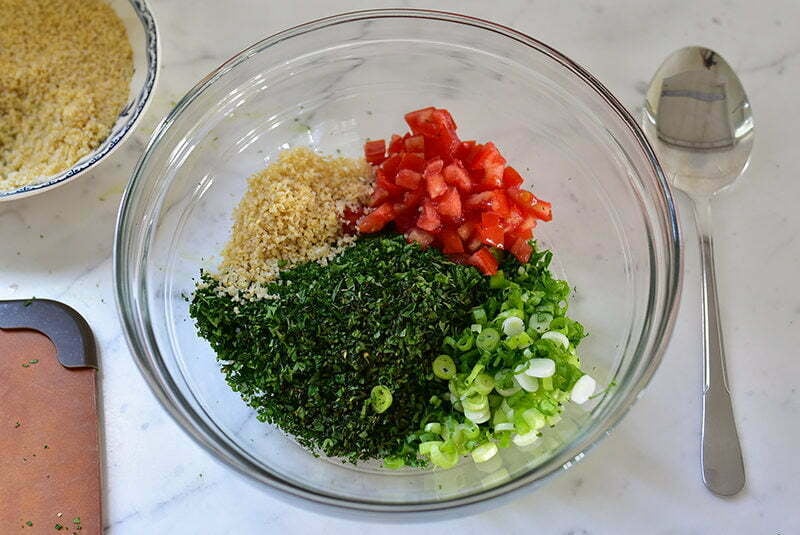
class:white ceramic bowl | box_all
[0,0,159,201]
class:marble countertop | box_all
[2,0,798,532]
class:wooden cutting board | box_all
[0,299,101,533]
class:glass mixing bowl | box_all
[115,9,681,517]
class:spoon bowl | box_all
[643,46,754,196]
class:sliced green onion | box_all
[462,393,488,411]
[494,371,521,397]
[529,312,553,333]
[430,444,459,469]
[460,420,481,439]
[471,442,499,463]
[464,406,491,424]
[419,440,443,455]
[472,307,488,325]
[370,385,393,413]
[505,331,532,349]
[470,323,483,333]
[466,363,484,384]
[455,332,474,351]
[476,328,500,352]
[541,331,570,349]
[512,430,540,447]
[432,355,456,380]
[541,376,554,391]
[525,358,556,378]
[383,456,405,469]
[489,271,507,289]
[502,316,525,337]
[521,407,546,430]
[494,422,515,432]
[472,373,495,395]
[424,422,442,434]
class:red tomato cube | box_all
[404,135,425,153]
[396,169,422,190]
[503,166,524,187]
[510,238,533,263]
[468,247,499,275]
[358,202,394,233]
[436,187,462,219]
[364,139,386,165]
[426,172,447,199]
[439,229,465,254]
[443,162,472,192]
[405,227,434,248]
[417,199,441,232]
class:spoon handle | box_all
[694,199,745,496]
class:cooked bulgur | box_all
[215,147,373,296]
[0,0,133,191]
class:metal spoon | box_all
[643,46,750,496]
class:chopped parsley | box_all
[191,235,492,462]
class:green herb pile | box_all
[190,234,492,463]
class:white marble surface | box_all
[2,0,799,532]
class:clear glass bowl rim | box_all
[114,8,683,515]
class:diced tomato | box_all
[426,171,447,199]
[463,143,484,168]
[477,212,504,247]
[358,202,394,233]
[364,139,386,165]
[396,169,422,190]
[400,152,426,173]
[510,237,533,263]
[432,108,457,131]
[404,135,425,153]
[507,226,533,244]
[457,221,474,241]
[360,108,549,275]
[417,199,441,232]
[404,107,437,136]
[376,169,403,196]
[427,129,460,160]
[340,205,364,234]
[400,187,425,210]
[405,227,434,248]
[388,134,404,155]
[528,199,552,221]
[393,211,417,233]
[469,142,506,170]
[503,206,523,232]
[424,158,444,177]
[503,166,524,187]
[436,187,462,219]
[468,247,499,275]
[517,213,537,233]
[490,190,511,218]
[439,229,465,254]
[507,187,534,208]
[443,162,472,192]
[464,191,494,211]
[369,185,390,207]
[455,140,476,162]
[380,153,402,180]
[466,236,483,252]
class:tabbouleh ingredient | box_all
[191,234,492,463]
[215,147,373,297]
[0,0,133,191]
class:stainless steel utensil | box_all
[643,46,751,496]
